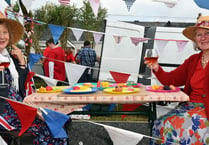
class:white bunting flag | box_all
[71,28,84,41]
[113,35,123,44]
[21,0,35,12]
[64,62,86,85]
[155,40,168,54]
[35,74,58,86]
[176,40,188,52]
[89,0,100,17]
[93,32,103,44]
[90,122,144,145]
[130,37,149,46]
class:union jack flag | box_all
[58,0,70,5]
[0,116,15,131]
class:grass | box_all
[33,77,149,122]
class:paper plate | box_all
[103,88,140,94]
[146,86,181,92]
[73,82,97,88]
[63,87,98,94]
[37,86,67,93]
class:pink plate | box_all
[146,86,181,92]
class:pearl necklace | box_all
[202,55,209,65]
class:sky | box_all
[15,0,209,22]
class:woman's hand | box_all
[144,59,160,72]
[0,65,5,71]
[10,45,26,65]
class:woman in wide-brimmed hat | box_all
[145,16,209,144]
[0,15,69,144]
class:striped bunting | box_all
[58,0,70,5]
[0,116,15,131]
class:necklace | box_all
[202,55,209,65]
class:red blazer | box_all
[154,51,209,120]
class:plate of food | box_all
[110,83,141,88]
[146,85,181,92]
[37,86,64,93]
[63,86,98,94]
[103,87,140,94]
[73,82,97,88]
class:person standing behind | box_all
[47,38,66,81]
[42,40,51,77]
[65,46,76,64]
[76,41,97,82]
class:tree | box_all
[33,3,78,51]
[77,0,107,45]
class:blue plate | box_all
[63,87,98,94]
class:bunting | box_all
[35,74,58,86]
[109,71,130,83]
[193,0,209,10]
[91,121,144,145]
[176,40,188,52]
[41,108,70,138]
[93,32,103,44]
[21,0,35,12]
[4,0,11,6]
[89,0,100,17]
[48,24,65,44]
[123,0,136,12]
[58,0,71,6]
[6,98,37,136]
[0,115,15,131]
[29,53,43,69]
[155,40,168,54]
[64,62,86,85]
[113,35,123,44]
[130,37,149,46]
[152,0,178,8]
[71,28,84,41]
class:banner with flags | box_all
[41,108,70,138]
[5,98,37,136]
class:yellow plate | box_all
[103,88,140,94]
[37,86,66,93]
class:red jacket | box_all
[154,51,209,120]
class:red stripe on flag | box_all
[0,116,15,131]
[59,0,70,5]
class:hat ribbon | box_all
[196,21,209,27]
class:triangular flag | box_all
[6,98,37,136]
[155,40,168,54]
[91,122,144,145]
[17,0,24,25]
[29,53,43,69]
[122,104,142,119]
[0,136,7,145]
[93,32,103,44]
[41,108,70,138]
[194,0,209,10]
[48,24,65,44]
[35,74,58,86]
[64,62,86,85]
[110,71,130,83]
[130,37,149,46]
[113,35,123,44]
[71,28,84,41]
[58,0,71,6]
[152,0,178,8]
[21,0,35,12]
[123,0,136,12]
[4,0,11,6]
[176,41,188,52]
[89,0,100,17]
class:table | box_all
[24,87,189,117]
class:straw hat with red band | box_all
[0,13,24,45]
[183,16,209,41]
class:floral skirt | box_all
[150,102,209,145]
